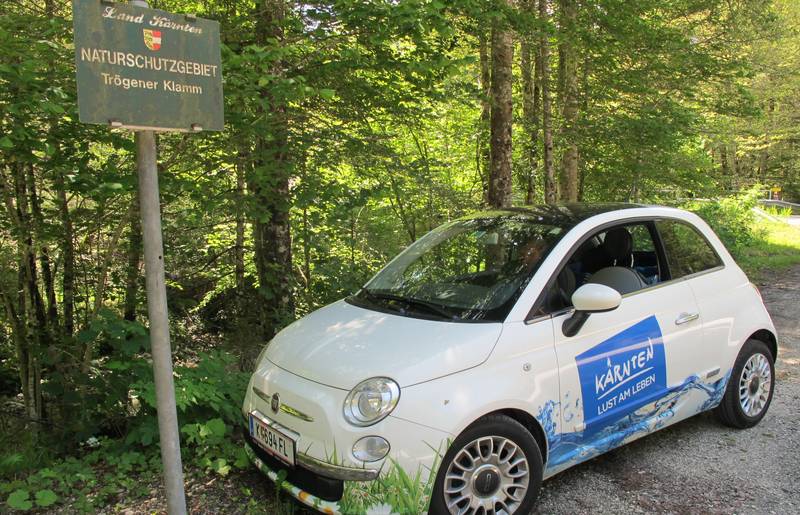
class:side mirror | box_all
[562,283,621,337]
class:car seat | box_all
[585,227,649,295]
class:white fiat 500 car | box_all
[242,204,777,515]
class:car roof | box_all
[458,203,649,228]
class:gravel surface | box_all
[533,265,800,515]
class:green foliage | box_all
[34,489,57,508]
[683,187,800,278]
[1,437,158,513]
[1,348,249,511]
[127,351,248,445]
[181,417,249,476]
[7,490,32,511]
[686,187,763,253]
[42,309,153,441]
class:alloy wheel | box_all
[739,352,772,417]
[442,435,530,515]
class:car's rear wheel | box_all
[715,339,775,429]
[429,414,543,515]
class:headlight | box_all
[343,377,400,426]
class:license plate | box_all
[249,412,296,466]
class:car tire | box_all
[715,338,775,429]
[429,414,543,515]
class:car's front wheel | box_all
[429,414,543,515]
[715,338,775,429]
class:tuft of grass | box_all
[762,205,793,218]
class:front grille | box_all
[245,434,344,502]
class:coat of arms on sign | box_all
[143,29,161,51]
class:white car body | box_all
[242,205,777,514]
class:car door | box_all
[539,220,707,471]
[654,218,727,383]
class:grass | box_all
[734,218,800,280]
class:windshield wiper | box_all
[360,290,456,320]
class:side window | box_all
[655,220,723,278]
[630,224,653,252]
[537,222,662,316]
[628,224,661,282]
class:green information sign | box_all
[72,0,224,131]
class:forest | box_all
[2,0,800,512]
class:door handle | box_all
[675,312,699,325]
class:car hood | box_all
[264,299,503,389]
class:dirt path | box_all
[533,265,800,515]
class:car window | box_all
[357,216,567,322]
[536,222,663,316]
[655,219,723,278]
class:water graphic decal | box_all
[539,371,731,477]
[576,315,667,432]
[248,368,731,513]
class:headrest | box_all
[602,227,633,263]
[588,266,647,295]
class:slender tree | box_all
[540,0,557,203]
[487,5,514,208]
[249,0,295,353]
[520,0,541,205]
[123,194,141,322]
[478,30,492,202]
[559,0,579,202]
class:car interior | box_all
[542,223,664,315]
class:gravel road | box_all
[533,265,800,515]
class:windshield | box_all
[349,215,566,322]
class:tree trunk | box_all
[123,192,141,322]
[578,54,589,201]
[234,153,246,292]
[540,0,557,204]
[520,4,540,205]
[13,163,45,420]
[487,11,514,209]
[26,165,59,331]
[478,30,492,203]
[249,0,294,355]
[559,0,579,202]
[758,98,774,184]
[83,206,134,369]
[1,290,32,415]
[720,144,730,176]
[301,207,310,290]
[0,168,38,419]
[55,171,75,335]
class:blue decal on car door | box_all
[576,315,667,432]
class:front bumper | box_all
[297,447,379,481]
[243,411,379,481]
[244,437,343,514]
[243,362,454,513]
